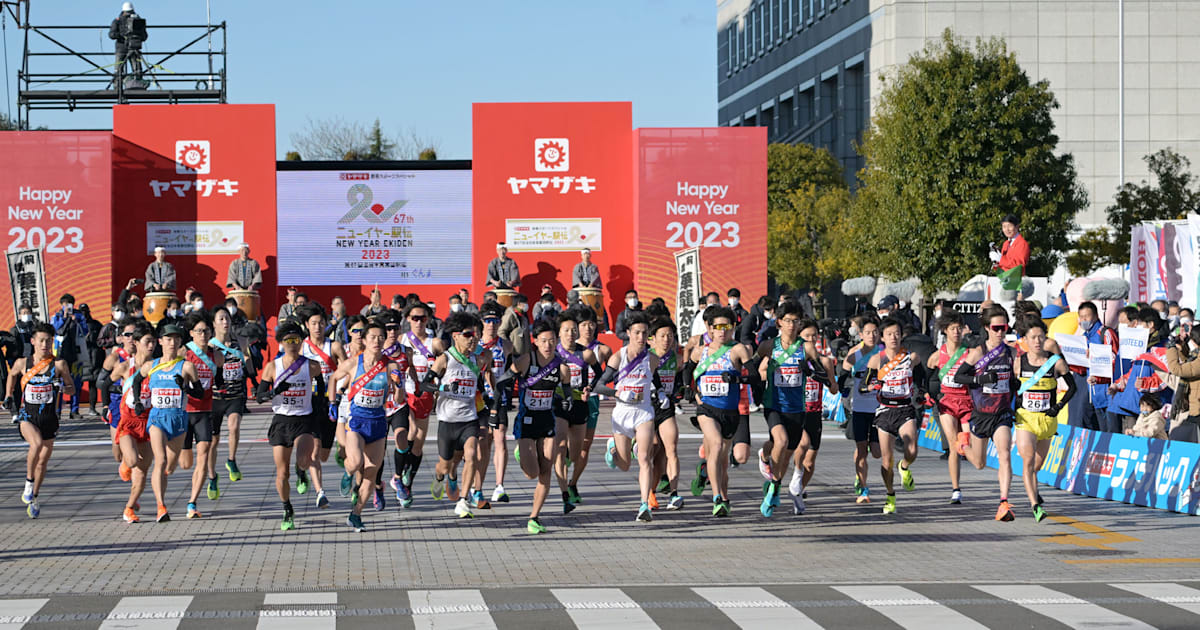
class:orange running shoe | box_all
[118,462,132,482]
[156,504,170,523]
[995,500,1015,522]
[123,507,139,523]
[648,492,660,510]
[956,430,971,456]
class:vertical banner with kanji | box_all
[6,248,49,323]
[675,247,702,337]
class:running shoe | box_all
[351,490,359,506]
[447,477,460,502]
[207,477,220,501]
[854,476,864,494]
[856,487,871,504]
[899,462,915,491]
[401,467,414,487]
[296,467,310,495]
[187,502,201,519]
[604,437,617,469]
[647,492,659,510]
[631,439,638,461]
[1033,503,1047,522]
[123,507,139,523]
[950,489,962,505]
[788,466,803,497]
[492,485,510,503]
[335,447,345,468]
[637,502,653,522]
[430,476,446,500]
[119,462,132,482]
[391,477,403,501]
[882,495,896,515]
[716,499,731,517]
[21,481,34,504]
[373,488,385,511]
[761,483,777,518]
[792,490,806,515]
[454,498,473,518]
[690,461,708,497]
[656,474,670,493]
[226,459,242,482]
[281,513,295,531]
[316,491,329,509]
[347,512,366,532]
[396,481,411,505]
[562,494,576,515]
[527,517,546,534]
[514,447,521,464]
[156,504,170,523]
[758,447,773,481]
[26,501,39,519]
[339,471,353,497]
[995,500,1015,522]
[1036,492,1044,505]
[566,484,580,505]
[956,430,971,456]
[471,490,491,510]
[666,494,684,510]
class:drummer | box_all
[225,243,263,292]
[145,247,176,293]
[485,242,521,290]
[572,247,601,289]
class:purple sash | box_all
[975,343,1008,373]
[617,348,649,383]
[557,344,587,369]
[274,356,305,388]
[525,355,562,388]
[406,331,434,360]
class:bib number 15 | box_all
[665,221,740,248]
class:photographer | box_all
[108,3,148,84]
[1165,321,1200,434]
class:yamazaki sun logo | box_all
[535,138,569,172]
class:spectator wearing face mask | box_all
[531,285,562,323]
[498,293,530,356]
[690,292,722,338]
[98,303,130,350]
[9,304,38,359]
[615,289,644,342]
[184,290,206,315]
[737,295,776,348]
[51,293,94,419]
[727,288,747,325]
[156,297,184,333]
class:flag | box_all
[997,264,1023,292]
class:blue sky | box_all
[2,0,717,158]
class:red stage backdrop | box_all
[472,103,634,321]
[112,105,277,322]
[634,127,767,322]
[0,131,112,329]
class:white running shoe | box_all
[757,447,773,481]
[950,489,962,504]
[491,484,506,502]
[454,498,473,518]
[788,466,803,497]
[791,491,806,515]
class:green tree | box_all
[365,118,395,160]
[849,30,1086,290]
[766,143,848,289]
[1068,148,1200,274]
[284,151,302,161]
[768,142,844,214]
[418,147,437,161]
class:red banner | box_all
[0,132,112,328]
[472,102,633,321]
[633,128,767,322]
[112,105,277,320]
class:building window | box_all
[757,3,765,54]
[766,1,773,50]
[787,0,794,33]
[804,0,813,25]
[744,112,757,127]
[779,97,794,136]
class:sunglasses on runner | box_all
[989,324,1009,333]
[385,323,400,330]
[482,317,500,325]
[456,330,476,339]
[711,323,734,331]
[281,335,302,344]
[119,332,134,338]
[410,315,427,322]
[349,328,364,335]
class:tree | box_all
[418,147,437,161]
[768,142,844,214]
[848,30,1086,290]
[1,113,47,131]
[766,143,848,289]
[288,117,439,160]
[365,119,394,160]
[284,151,302,161]
[1067,148,1200,274]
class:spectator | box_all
[426,302,444,338]
[326,296,348,343]
[498,293,530,356]
[690,292,722,338]
[486,242,521,289]
[482,290,498,305]
[184,290,206,315]
[1127,393,1168,440]
[144,246,176,292]
[50,293,92,419]
[278,287,299,322]
[1108,307,1172,432]
[727,288,747,324]
[531,285,562,323]
[927,299,947,345]
[737,295,775,347]
[991,214,1030,272]
[572,247,602,288]
[157,297,184,333]
[1167,324,1200,426]
[456,288,479,315]
[797,288,818,320]
[448,294,465,315]
[9,303,37,359]
[1074,301,1119,431]
[97,302,129,350]
[225,242,263,291]
[360,287,386,317]
[1118,305,1139,327]
[79,303,104,417]
[221,296,249,329]
[615,289,644,342]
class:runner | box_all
[3,322,74,519]
[299,305,348,509]
[114,321,155,523]
[926,309,972,504]
[553,310,600,513]
[421,312,495,519]
[566,307,611,504]
[842,314,882,504]
[398,303,445,507]
[788,318,836,510]
[179,312,225,519]
[861,316,928,515]
[648,317,685,511]
[255,322,324,531]
[684,306,754,516]
[133,323,204,523]
[952,305,1019,521]
[328,319,404,532]
[97,320,138,480]
[1014,317,1076,521]
[210,307,251,488]
[335,316,367,498]
[472,302,513,508]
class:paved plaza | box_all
[2,404,1199,628]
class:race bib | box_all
[699,374,729,398]
[882,371,911,397]
[1023,390,1052,413]
[527,388,553,411]
[618,385,644,404]
[152,387,183,409]
[24,383,53,405]
[568,363,584,388]
[773,365,804,388]
[356,387,383,409]
[124,386,151,409]
[659,371,676,394]
[983,371,1011,395]
[448,378,476,400]
[941,371,964,389]
[222,361,243,383]
[805,379,823,403]
[277,387,308,414]
[195,363,213,390]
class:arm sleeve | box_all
[592,365,619,397]
[97,368,113,399]
[1056,367,1078,407]
[952,360,978,386]
[419,367,442,394]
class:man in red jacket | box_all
[991,214,1030,273]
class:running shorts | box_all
[765,409,805,451]
[970,411,1014,440]
[851,411,880,444]
[18,409,58,441]
[555,399,590,426]
[653,405,675,427]
[388,406,411,433]
[611,404,654,438]
[1015,410,1058,441]
[148,408,188,440]
[486,406,508,430]
[802,410,823,451]
[514,409,555,441]
[936,394,972,422]
[874,405,917,437]
[406,391,434,419]
[268,414,312,448]
[117,401,150,443]
[348,414,388,444]
[211,397,246,437]
[183,411,214,449]
[437,421,477,460]
[697,403,740,440]
[733,414,752,446]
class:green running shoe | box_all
[566,484,581,505]
[339,471,353,497]
[1033,504,1047,522]
[527,517,546,534]
[335,446,345,469]
[206,477,220,501]
[281,514,295,531]
[854,476,864,494]
[226,460,242,482]
[883,495,897,515]
[430,476,446,500]
[347,513,365,532]
[296,467,310,495]
[656,474,670,493]
[899,462,915,491]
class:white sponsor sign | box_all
[1089,342,1114,377]
[1118,325,1150,361]
[675,247,702,336]
[505,217,601,252]
[147,221,244,255]
[6,248,49,324]
[1055,333,1090,368]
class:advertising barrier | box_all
[916,412,1200,515]
[1130,217,1199,307]
[5,248,48,323]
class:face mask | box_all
[227,306,237,315]
[1160,311,1168,320]
[113,311,126,322]
[765,312,775,320]
[167,309,179,318]
[729,298,739,307]
[898,300,907,309]
[1183,317,1193,326]
[450,303,462,313]
[20,314,31,323]
[849,326,859,337]
[933,309,942,319]
[193,301,204,310]
[626,298,637,308]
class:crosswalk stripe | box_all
[693,586,822,629]
[972,584,1155,629]
[0,599,48,630]
[1111,583,1200,617]
[551,588,659,629]
[409,589,497,630]
[257,592,337,630]
[834,585,987,629]
[98,596,193,630]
